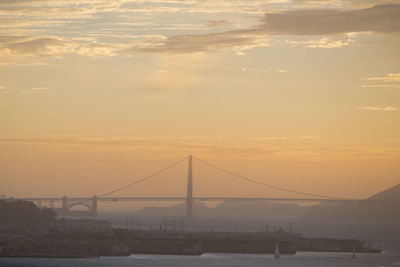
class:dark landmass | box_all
[1,193,392,258]
[0,199,381,258]
[0,221,381,258]
[0,199,56,225]
[305,184,400,222]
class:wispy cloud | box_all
[285,36,357,48]
[0,37,77,59]
[76,41,128,57]
[364,73,400,82]
[249,136,320,140]
[361,72,400,89]
[124,31,271,54]
[0,85,6,94]
[1,135,400,162]
[261,4,400,35]
[122,4,400,54]
[205,20,232,28]
[361,84,400,88]
[24,87,51,94]
[356,106,398,111]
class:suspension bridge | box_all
[19,155,359,218]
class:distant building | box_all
[112,244,130,256]
[55,218,112,233]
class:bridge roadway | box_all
[21,197,360,202]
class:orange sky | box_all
[1,0,400,200]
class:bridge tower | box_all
[186,155,193,219]
[62,196,68,212]
[92,195,98,216]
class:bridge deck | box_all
[19,197,360,202]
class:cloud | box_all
[361,84,400,89]
[76,41,127,57]
[0,8,94,20]
[23,87,51,94]
[31,87,49,91]
[365,73,400,82]
[295,0,397,5]
[285,36,357,48]
[361,72,400,89]
[125,31,270,54]
[1,136,400,162]
[0,37,130,61]
[121,4,399,54]
[1,3,399,57]
[205,20,231,28]
[0,85,16,95]
[250,136,319,140]
[0,0,128,19]
[356,106,398,111]
[0,18,68,29]
[339,0,400,8]
[261,4,400,35]
[0,37,77,59]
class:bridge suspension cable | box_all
[97,155,339,199]
[194,156,338,199]
[98,157,187,197]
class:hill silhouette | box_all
[138,200,308,218]
[364,184,400,204]
[0,199,56,225]
[305,184,400,222]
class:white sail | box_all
[351,248,356,259]
[274,243,280,259]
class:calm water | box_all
[1,251,400,267]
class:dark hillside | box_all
[305,184,400,222]
[0,199,56,225]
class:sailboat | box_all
[351,247,356,259]
[274,243,280,259]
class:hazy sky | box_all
[1,0,399,199]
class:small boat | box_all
[274,243,280,259]
[351,248,356,259]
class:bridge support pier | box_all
[186,155,193,219]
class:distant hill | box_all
[138,202,211,217]
[138,200,308,218]
[305,184,400,222]
[208,201,308,218]
[364,184,400,204]
[137,184,400,221]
